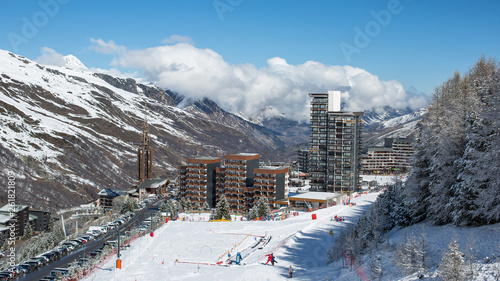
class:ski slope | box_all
[83,192,380,281]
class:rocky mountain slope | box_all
[361,107,427,148]
[0,49,426,211]
[0,50,284,211]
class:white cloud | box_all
[161,35,194,45]
[35,47,65,66]
[91,39,428,122]
[89,38,127,55]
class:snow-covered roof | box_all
[138,178,169,189]
[0,213,15,224]
[235,153,259,156]
[0,204,28,213]
[257,166,287,171]
[98,188,127,197]
[289,192,343,201]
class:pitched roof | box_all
[98,189,127,197]
[0,213,15,224]
[138,178,169,189]
[0,204,28,213]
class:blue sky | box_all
[1,0,499,120]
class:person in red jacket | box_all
[265,253,274,265]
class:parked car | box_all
[25,260,40,269]
[9,265,26,274]
[49,267,69,278]
[33,255,49,264]
[83,234,96,240]
[70,239,84,245]
[61,243,75,251]
[41,252,56,261]
[17,263,33,272]
[0,271,14,278]
[78,258,90,266]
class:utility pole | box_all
[116,227,122,269]
[150,212,154,237]
[61,215,66,238]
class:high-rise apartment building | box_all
[215,167,226,203]
[181,157,221,208]
[224,153,260,213]
[309,91,363,193]
[179,153,290,214]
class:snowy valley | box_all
[81,188,500,281]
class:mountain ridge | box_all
[0,50,425,211]
[0,50,283,211]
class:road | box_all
[16,200,161,281]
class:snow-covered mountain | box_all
[0,49,427,210]
[0,50,284,211]
[63,54,87,70]
[361,106,427,147]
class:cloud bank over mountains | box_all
[38,39,428,122]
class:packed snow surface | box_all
[84,192,380,281]
[84,186,500,281]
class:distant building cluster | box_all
[0,204,51,246]
[361,137,414,174]
[178,153,289,213]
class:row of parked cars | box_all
[38,213,136,280]
[0,232,100,280]
[0,210,141,280]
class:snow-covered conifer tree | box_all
[167,199,178,219]
[202,202,210,212]
[248,205,258,220]
[257,196,270,219]
[402,125,432,224]
[439,237,465,281]
[215,195,231,220]
[23,223,33,240]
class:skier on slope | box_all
[265,253,275,265]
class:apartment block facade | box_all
[178,153,291,214]
[215,167,226,203]
[297,149,309,173]
[309,91,363,193]
[253,166,289,207]
[223,153,260,213]
[361,138,414,174]
[179,157,221,208]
